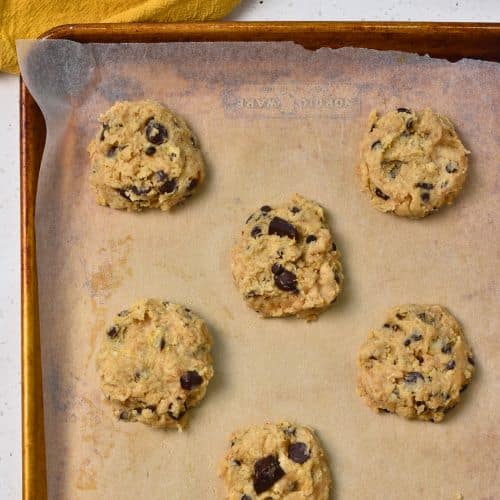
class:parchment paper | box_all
[17,39,499,500]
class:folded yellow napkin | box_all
[1,0,240,74]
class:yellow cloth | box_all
[0,0,240,74]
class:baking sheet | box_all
[17,39,499,499]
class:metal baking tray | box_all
[20,22,500,499]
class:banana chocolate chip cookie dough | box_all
[88,100,205,211]
[231,194,343,321]
[97,299,213,428]
[358,108,469,218]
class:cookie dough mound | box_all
[358,108,469,218]
[357,304,475,422]
[231,194,343,321]
[97,299,213,428]
[88,100,205,211]
[219,421,332,500]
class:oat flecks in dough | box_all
[357,304,475,422]
[97,299,213,428]
[88,100,205,211]
[231,194,343,321]
[219,421,332,500]
[358,107,469,218]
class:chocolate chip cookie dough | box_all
[88,100,205,211]
[219,422,332,500]
[97,299,213,428]
[231,194,343,321]
[358,108,469,218]
[357,304,475,422]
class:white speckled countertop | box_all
[0,1,498,497]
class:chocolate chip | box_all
[131,185,151,196]
[118,410,129,420]
[145,118,168,145]
[412,333,423,341]
[389,161,402,179]
[268,217,299,240]
[271,263,284,275]
[403,338,412,347]
[405,118,415,132]
[288,442,310,464]
[468,355,475,365]
[290,206,301,213]
[134,407,143,414]
[383,323,391,328]
[397,107,412,114]
[167,401,186,421]
[415,182,434,190]
[180,371,203,390]
[441,343,452,354]
[116,188,131,200]
[305,235,317,243]
[100,123,109,141]
[253,455,285,495]
[446,162,458,173]
[392,324,400,331]
[159,337,166,351]
[396,312,406,320]
[331,242,337,251]
[274,269,298,292]
[374,187,390,200]
[187,177,198,191]
[153,170,167,183]
[144,145,156,156]
[134,371,141,382]
[417,312,433,324]
[445,360,456,370]
[241,495,251,500]
[371,140,382,150]
[107,145,119,157]
[404,372,424,383]
[416,354,424,364]
[159,178,177,194]
[146,404,157,412]
[251,226,262,238]
[421,192,430,203]
[260,205,272,213]
[107,326,118,339]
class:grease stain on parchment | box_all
[74,396,115,492]
[76,458,97,491]
[85,236,133,300]
[85,303,107,368]
[79,396,114,458]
